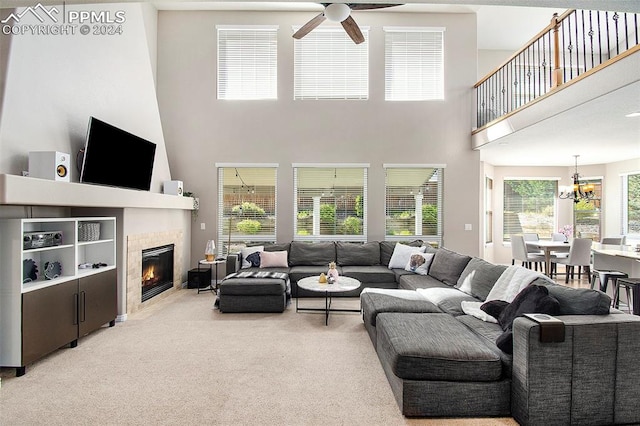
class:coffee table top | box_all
[297,276,360,293]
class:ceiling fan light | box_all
[325,3,351,22]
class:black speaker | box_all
[188,268,211,289]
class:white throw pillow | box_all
[388,243,426,269]
[404,252,434,275]
[240,246,263,269]
[259,250,288,268]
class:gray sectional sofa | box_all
[224,240,640,424]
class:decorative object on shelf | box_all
[318,273,327,283]
[558,155,596,204]
[183,191,199,219]
[43,261,62,280]
[23,231,63,249]
[558,225,573,242]
[23,259,38,283]
[78,222,100,242]
[205,240,216,262]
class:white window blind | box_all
[217,26,278,100]
[384,27,444,101]
[503,179,557,242]
[293,28,369,100]
[384,165,444,246]
[217,165,278,255]
[293,165,367,241]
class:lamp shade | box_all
[205,240,216,261]
[325,3,350,22]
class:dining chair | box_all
[511,235,545,273]
[551,233,566,242]
[550,238,593,283]
[601,236,626,245]
[522,233,544,255]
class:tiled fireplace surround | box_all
[126,230,184,314]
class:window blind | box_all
[384,165,444,246]
[503,179,557,241]
[384,27,444,101]
[293,165,367,241]
[293,28,369,100]
[217,26,278,100]
[217,166,278,255]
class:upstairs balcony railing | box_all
[475,9,639,129]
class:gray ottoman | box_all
[218,274,290,313]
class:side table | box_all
[198,259,225,294]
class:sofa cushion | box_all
[376,313,503,382]
[398,274,450,291]
[264,242,290,253]
[336,241,380,266]
[404,252,434,275]
[288,242,336,266]
[456,315,513,378]
[428,248,472,286]
[288,265,340,283]
[456,258,508,301]
[415,287,480,316]
[341,265,396,284]
[220,276,288,296]
[361,292,441,326]
[544,284,612,315]
[379,240,423,266]
[388,243,426,269]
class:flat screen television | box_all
[80,117,156,191]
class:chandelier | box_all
[558,155,595,204]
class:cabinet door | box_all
[22,280,79,366]
[78,269,117,337]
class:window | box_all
[384,27,445,101]
[293,164,368,241]
[503,179,557,241]
[217,26,278,100]
[485,177,493,244]
[623,172,640,239]
[217,164,278,255]
[293,27,369,100]
[573,178,602,240]
[384,165,444,247]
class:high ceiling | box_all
[2,1,638,167]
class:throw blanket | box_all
[224,271,288,281]
[461,266,552,323]
[360,287,431,301]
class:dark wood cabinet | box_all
[79,269,117,337]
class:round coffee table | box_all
[296,276,361,325]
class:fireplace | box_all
[141,244,174,302]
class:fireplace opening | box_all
[141,244,174,302]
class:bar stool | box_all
[613,278,640,315]
[590,269,628,293]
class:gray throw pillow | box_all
[336,242,380,266]
[456,258,507,301]
[428,248,472,286]
[545,284,611,315]
[288,241,336,266]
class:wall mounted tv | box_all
[80,117,156,191]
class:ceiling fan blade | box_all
[293,12,326,39]
[341,15,365,44]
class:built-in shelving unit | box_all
[0,216,118,376]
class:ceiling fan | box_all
[293,3,402,45]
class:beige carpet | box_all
[0,290,518,426]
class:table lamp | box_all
[205,240,216,262]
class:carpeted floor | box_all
[0,289,518,426]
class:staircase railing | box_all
[474,9,639,129]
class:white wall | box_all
[0,3,171,192]
[156,10,482,259]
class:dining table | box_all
[525,240,571,276]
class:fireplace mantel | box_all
[0,174,194,210]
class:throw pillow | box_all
[240,246,263,269]
[404,252,434,275]
[245,252,261,267]
[544,284,611,315]
[259,250,288,268]
[490,285,561,354]
[388,243,426,269]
